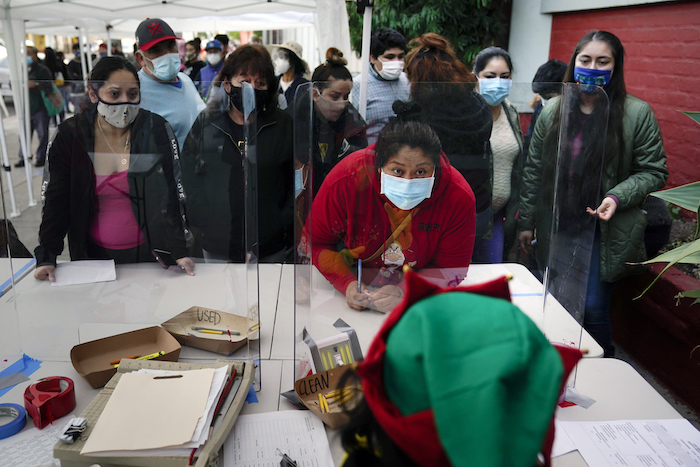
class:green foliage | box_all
[346,0,512,66]
[636,113,700,304]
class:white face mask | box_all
[376,60,404,81]
[143,52,180,81]
[207,53,222,67]
[97,100,140,128]
[274,58,290,76]
[380,171,435,210]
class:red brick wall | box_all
[549,2,700,188]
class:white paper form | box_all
[558,419,700,466]
[224,411,333,467]
[0,411,77,467]
[52,260,116,287]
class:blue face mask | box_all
[574,67,612,93]
[144,52,180,82]
[380,171,435,211]
[26,57,33,66]
[478,77,512,106]
[295,167,305,198]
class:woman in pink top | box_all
[34,56,195,281]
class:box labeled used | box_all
[70,326,180,389]
[161,306,257,356]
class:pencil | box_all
[249,324,260,332]
[192,327,241,336]
[109,355,140,365]
[199,329,224,335]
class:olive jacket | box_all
[519,94,668,282]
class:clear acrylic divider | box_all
[242,81,261,391]
[1,79,261,372]
[540,83,609,360]
[293,82,313,385]
[295,82,489,393]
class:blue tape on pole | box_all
[0,403,27,439]
[0,354,43,398]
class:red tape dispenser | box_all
[23,376,76,429]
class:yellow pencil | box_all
[199,329,224,335]
[113,351,165,368]
[249,324,260,332]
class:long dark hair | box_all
[539,31,626,230]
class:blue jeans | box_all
[19,109,49,163]
[471,208,504,264]
[583,238,616,357]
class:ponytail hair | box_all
[312,47,352,91]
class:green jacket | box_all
[501,99,524,261]
[519,94,668,282]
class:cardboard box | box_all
[70,326,181,389]
[294,365,355,429]
[161,306,255,355]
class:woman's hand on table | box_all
[34,265,56,281]
[587,196,617,221]
[519,230,534,255]
[346,281,371,310]
[176,257,196,276]
[368,284,404,313]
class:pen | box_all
[109,355,140,365]
[357,258,362,293]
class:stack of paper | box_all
[81,366,229,457]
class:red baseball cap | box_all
[135,18,180,51]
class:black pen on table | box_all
[357,258,362,293]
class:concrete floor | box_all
[2,100,699,429]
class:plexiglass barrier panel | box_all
[0,78,263,368]
[294,82,495,389]
[293,82,313,383]
[537,84,610,350]
[242,81,261,391]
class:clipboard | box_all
[53,359,255,467]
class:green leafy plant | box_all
[345,0,512,66]
[635,111,700,303]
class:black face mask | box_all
[227,86,268,112]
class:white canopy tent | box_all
[0,0,357,215]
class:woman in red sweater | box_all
[311,110,476,312]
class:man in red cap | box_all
[134,18,205,149]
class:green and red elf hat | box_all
[355,271,582,467]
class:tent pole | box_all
[84,29,94,74]
[78,27,88,85]
[0,15,21,216]
[0,108,19,217]
[106,23,112,57]
[358,2,372,120]
[19,20,36,205]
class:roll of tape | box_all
[23,376,76,429]
[0,403,27,439]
